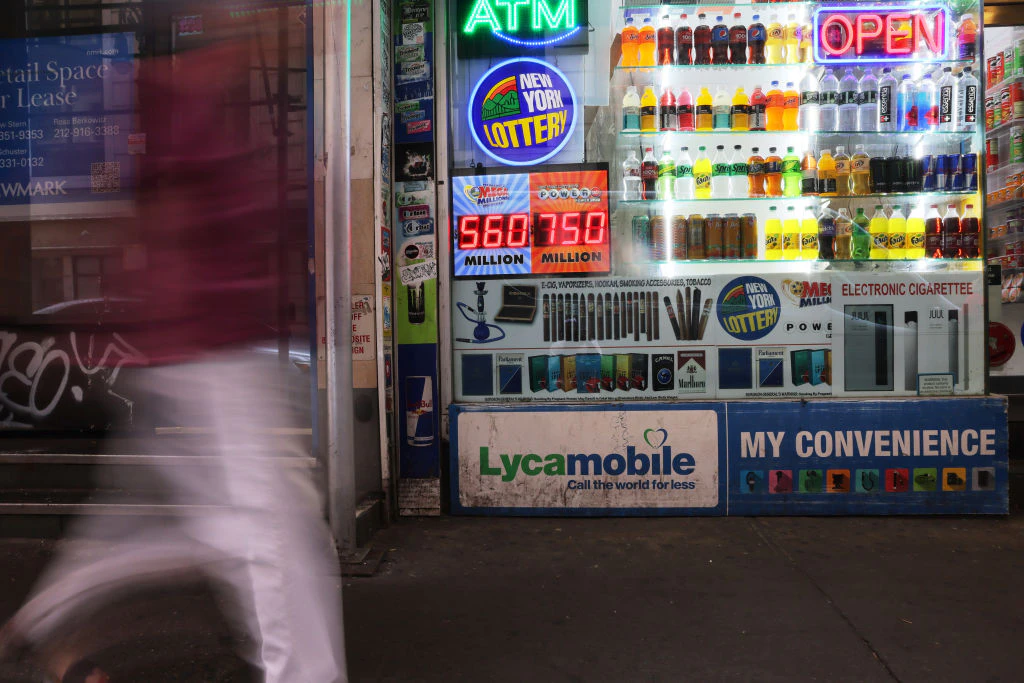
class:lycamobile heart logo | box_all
[643,428,668,449]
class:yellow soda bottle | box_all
[906,205,926,259]
[696,87,713,131]
[784,15,800,64]
[850,144,871,195]
[731,87,750,130]
[834,145,851,195]
[765,206,782,259]
[800,207,819,259]
[640,86,657,131]
[783,206,801,259]
[887,205,907,259]
[766,15,784,64]
[869,205,889,259]
[693,145,713,199]
[799,22,813,62]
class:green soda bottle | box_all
[851,207,872,259]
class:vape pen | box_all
[875,311,889,387]
[691,288,701,340]
[588,293,596,341]
[697,298,712,340]
[653,293,660,340]
[543,294,550,342]
[678,289,688,341]
[633,292,641,342]
[904,311,918,392]
[596,293,604,341]
[949,309,959,387]
[963,304,969,391]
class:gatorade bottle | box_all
[731,87,750,130]
[924,204,943,258]
[657,148,676,200]
[765,15,784,65]
[766,81,784,131]
[641,146,658,200]
[801,149,819,196]
[764,206,782,260]
[835,207,853,259]
[639,17,657,68]
[622,85,641,131]
[800,207,819,260]
[764,147,783,197]
[677,87,695,131]
[729,145,748,198]
[713,87,731,129]
[747,147,766,197]
[749,85,767,131]
[850,144,871,195]
[696,87,713,130]
[748,15,766,65]
[693,146,712,199]
[784,15,800,64]
[869,205,889,259]
[657,14,676,65]
[817,149,837,196]
[782,81,799,131]
[782,146,801,198]
[834,146,851,195]
[660,87,677,130]
[676,14,693,65]
[729,13,747,64]
[675,146,695,199]
[711,15,729,65]
[694,14,711,65]
[640,86,657,131]
[782,207,801,260]
[621,18,640,67]
[906,205,926,259]
[957,14,978,60]
[852,207,872,259]
[711,145,730,197]
[888,205,907,259]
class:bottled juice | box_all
[764,147,783,197]
[852,207,872,259]
[906,205,926,258]
[764,206,782,260]
[621,18,640,67]
[850,144,871,195]
[924,204,943,258]
[694,13,711,65]
[834,145,851,195]
[835,207,853,259]
[749,86,767,131]
[660,87,677,130]
[869,205,889,259]
[817,149,837,196]
[766,15,784,65]
[731,87,750,130]
[638,17,657,68]
[800,149,818,196]
[640,86,657,131]
[747,147,766,197]
[713,87,731,129]
[693,145,712,199]
[676,14,693,65]
[657,14,676,65]
[622,85,641,131]
[766,81,784,131]
[696,87,713,130]
[782,146,801,198]
[784,15,800,64]
[887,205,907,259]
[677,88,695,130]
[782,81,799,131]
[782,206,801,260]
[800,207,819,260]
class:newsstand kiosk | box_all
[441,0,1008,515]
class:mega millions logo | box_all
[717,276,781,340]
[464,183,511,207]
[469,58,577,166]
[781,279,832,308]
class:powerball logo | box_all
[463,184,510,207]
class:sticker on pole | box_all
[468,58,578,167]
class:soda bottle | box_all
[729,13,747,64]
[783,81,799,131]
[782,206,801,260]
[782,146,801,198]
[748,15,766,65]
[764,147,783,197]
[869,205,889,259]
[924,204,943,258]
[731,87,750,130]
[621,18,640,67]
[818,207,836,259]
[660,87,677,130]
[937,67,957,132]
[713,87,731,129]
[747,147,765,197]
[852,207,872,260]
[961,203,979,258]
[764,206,782,260]
[677,87,695,131]
[658,14,675,66]
[766,15,784,65]
[799,21,813,63]
[817,149,837,196]
[851,144,871,195]
[638,17,657,68]
[957,14,978,60]
[917,73,938,130]
[942,204,961,258]
[711,15,729,65]
[858,68,878,133]
[897,74,918,131]
[676,14,693,66]
[906,205,926,259]
[834,145,851,195]
[887,205,907,259]
[800,207,819,260]
[834,207,853,259]
[693,146,712,199]
[675,147,695,199]
[877,67,898,132]
[696,87,713,130]
[766,81,784,131]
[958,67,979,131]
[694,14,711,65]
[622,85,641,131]
[838,68,859,131]
[729,145,748,198]
[622,150,642,201]
[800,148,819,196]
[749,85,767,131]
[784,15,800,65]
[641,146,658,200]
[640,86,657,131]
[657,148,676,200]
[711,145,730,198]
[819,69,839,131]
[798,70,820,131]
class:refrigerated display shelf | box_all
[615,59,976,73]
[985,117,1024,137]
[618,191,976,206]
[619,130,977,138]
[985,73,1024,97]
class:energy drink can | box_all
[935,153,948,191]
[631,214,651,261]
[886,156,904,193]
[650,215,666,260]
[405,375,434,447]
[944,153,961,191]
[922,154,937,191]
[962,152,978,191]
[741,213,758,259]
[671,214,688,260]
[869,155,888,193]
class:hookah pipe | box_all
[456,281,507,343]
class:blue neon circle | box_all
[492,25,583,48]
[467,57,578,167]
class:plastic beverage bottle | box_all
[917,73,938,130]
[622,150,642,200]
[747,147,765,197]
[675,147,695,199]
[711,145,730,197]
[858,69,878,133]
[747,15,766,65]
[897,74,918,131]
[817,149,837,196]
[877,67,898,132]
[924,205,943,258]
[784,15,800,64]
[713,87,731,129]
[640,86,657,131]
[676,14,693,65]
[729,13,747,64]
[834,207,853,259]
[657,14,676,65]
[818,69,839,131]
[798,70,820,131]
[765,15,784,65]
[711,15,729,65]
[749,86,767,131]
[657,148,676,200]
[838,68,859,131]
[852,207,872,259]
[765,81,784,131]
[621,18,640,67]
[958,67,979,131]
[818,208,836,259]
[834,146,851,195]
[641,146,658,200]
[764,206,782,260]
[764,147,783,197]
[937,67,957,132]
[782,146,801,198]
[782,206,801,260]
[783,81,799,131]
[942,204,961,258]
[696,87,713,130]
[638,17,657,68]
[906,205,927,258]
[869,205,889,259]
[731,87,750,130]
[622,85,641,131]
[800,148,819,196]
[677,87,695,131]
[660,87,677,130]
[887,205,907,259]
[957,14,978,60]
[850,144,871,195]
[961,204,979,258]
[693,146,712,199]
[729,145,748,198]
[799,21,813,63]
[800,207,819,260]
[694,14,711,65]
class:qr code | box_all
[90,162,120,193]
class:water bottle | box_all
[675,146,695,199]
[838,68,859,131]
[798,70,819,131]
[937,67,957,132]
[858,68,878,132]
[711,145,730,198]
[876,67,898,132]
[818,68,839,132]
[917,73,937,131]
[957,66,979,131]
[897,74,917,131]
[729,145,748,198]
[622,150,642,201]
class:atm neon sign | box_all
[814,6,948,63]
[461,0,583,47]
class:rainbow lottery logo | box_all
[718,276,781,341]
[468,58,577,166]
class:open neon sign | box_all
[813,6,948,63]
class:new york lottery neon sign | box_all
[814,6,948,63]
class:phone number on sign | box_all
[53,125,120,138]
[0,129,43,141]
[0,157,44,168]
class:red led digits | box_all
[482,214,504,248]
[560,212,580,245]
[537,213,557,246]
[507,214,529,247]
[458,215,481,249]
[533,211,609,246]
[583,211,607,245]
[456,213,531,249]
